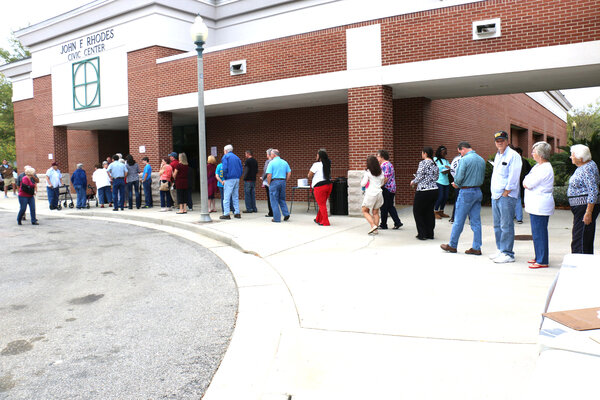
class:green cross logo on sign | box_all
[72,57,100,110]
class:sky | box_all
[1,0,599,112]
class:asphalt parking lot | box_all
[0,212,238,399]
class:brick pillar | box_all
[347,85,393,215]
[54,126,69,171]
[127,46,182,167]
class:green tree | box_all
[567,100,600,142]
[0,35,31,162]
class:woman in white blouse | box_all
[523,141,554,269]
[361,155,385,235]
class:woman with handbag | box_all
[159,157,173,212]
[17,167,39,225]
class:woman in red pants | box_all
[308,149,333,226]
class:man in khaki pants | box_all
[1,160,17,197]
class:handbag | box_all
[159,181,170,191]
[21,182,35,195]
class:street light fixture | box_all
[191,14,211,222]
[572,121,577,138]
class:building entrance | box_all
[173,125,200,192]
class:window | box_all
[72,57,100,110]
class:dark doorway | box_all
[173,125,200,192]
[98,130,129,162]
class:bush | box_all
[553,185,569,207]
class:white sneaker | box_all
[488,250,503,260]
[159,208,168,212]
[493,253,515,263]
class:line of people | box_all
[439,131,599,267]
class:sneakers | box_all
[159,208,168,212]
[440,244,457,253]
[488,250,503,260]
[465,248,482,256]
[493,253,515,263]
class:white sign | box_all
[139,146,146,153]
[211,146,217,157]
[48,153,54,160]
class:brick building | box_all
[2,0,599,210]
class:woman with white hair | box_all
[17,167,39,225]
[70,163,88,209]
[523,142,554,268]
[567,144,600,254]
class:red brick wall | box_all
[206,103,348,200]
[158,27,347,97]
[128,46,184,166]
[423,94,567,160]
[393,94,567,204]
[13,99,35,172]
[393,97,430,204]
[156,0,599,99]
[67,129,99,186]
[348,86,393,170]
[382,0,600,65]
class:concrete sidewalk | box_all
[1,194,575,399]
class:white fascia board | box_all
[0,58,32,79]
[526,92,568,122]
[53,104,128,127]
[16,0,213,48]
[380,41,600,84]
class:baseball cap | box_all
[169,152,178,158]
[494,130,508,141]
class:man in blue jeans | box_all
[489,130,522,263]
[45,162,62,210]
[107,154,128,211]
[440,142,486,255]
[266,149,291,223]
[141,157,153,208]
[219,144,243,220]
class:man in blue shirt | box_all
[489,130,522,263]
[45,162,62,210]
[106,154,128,211]
[266,149,291,222]
[441,142,486,255]
[141,157,153,208]
[219,144,243,219]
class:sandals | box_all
[529,263,548,269]
[176,211,187,214]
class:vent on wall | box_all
[472,18,501,40]
[230,60,246,75]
